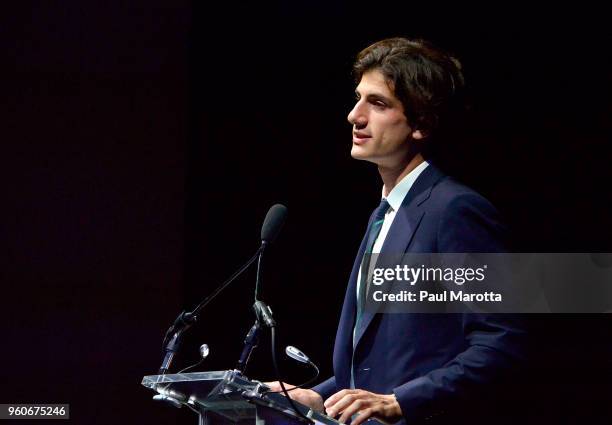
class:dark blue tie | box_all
[364,199,390,255]
[355,199,390,330]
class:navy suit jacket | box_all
[312,164,526,423]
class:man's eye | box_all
[373,101,387,108]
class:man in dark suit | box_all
[269,38,526,425]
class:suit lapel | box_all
[352,164,446,350]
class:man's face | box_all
[348,69,423,167]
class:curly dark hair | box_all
[353,37,466,138]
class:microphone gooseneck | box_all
[158,204,286,375]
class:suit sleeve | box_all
[311,376,337,400]
[394,193,528,422]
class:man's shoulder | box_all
[428,175,496,213]
[426,175,507,252]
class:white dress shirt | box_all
[355,160,430,303]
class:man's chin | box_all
[351,145,371,161]
[351,148,386,167]
[351,147,380,164]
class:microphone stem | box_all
[254,242,267,301]
[235,321,260,374]
[159,330,182,374]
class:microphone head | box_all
[260,204,288,244]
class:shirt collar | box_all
[383,160,430,212]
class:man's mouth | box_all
[353,131,371,145]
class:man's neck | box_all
[379,153,425,197]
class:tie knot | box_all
[373,199,390,222]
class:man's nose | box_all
[347,102,367,128]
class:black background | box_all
[1,1,611,424]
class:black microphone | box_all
[236,205,286,373]
[158,203,287,374]
[261,204,287,244]
[255,204,287,301]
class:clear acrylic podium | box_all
[142,370,339,425]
